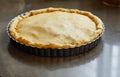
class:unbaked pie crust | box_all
[9,7,103,48]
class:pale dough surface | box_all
[17,11,96,46]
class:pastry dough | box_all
[9,7,103,48]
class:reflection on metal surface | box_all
[118,48,120,77]
[97,43,120,77]
[97,43,111,77]
[8,40,103,70]
[111,45,119,77]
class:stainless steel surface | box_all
[0,0,120,77]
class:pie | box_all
[8,7,103,49]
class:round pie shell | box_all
[7,8,104,57]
